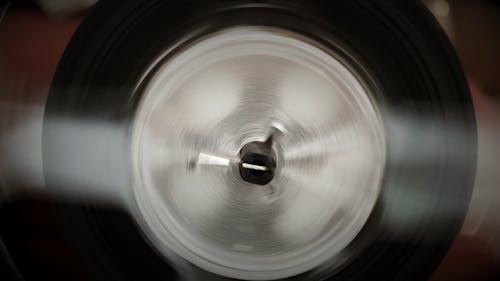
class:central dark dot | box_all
[239,141,276,185]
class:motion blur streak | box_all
[0,108,129,205]
[0,102,494,238]
[0,103,44,196]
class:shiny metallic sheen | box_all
[131,27,386,280]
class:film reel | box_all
[40,1,476,281]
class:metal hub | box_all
[131,27,386,280]
[239,140,277,185]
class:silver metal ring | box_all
[131,27,386,280]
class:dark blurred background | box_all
[424,0,500,100]
[0,1,499,281]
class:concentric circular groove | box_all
[131,27,385,280]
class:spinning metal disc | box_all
[131,27,385,280]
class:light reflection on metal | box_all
[131,27,386,280]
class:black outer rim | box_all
[43,1,476,281]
